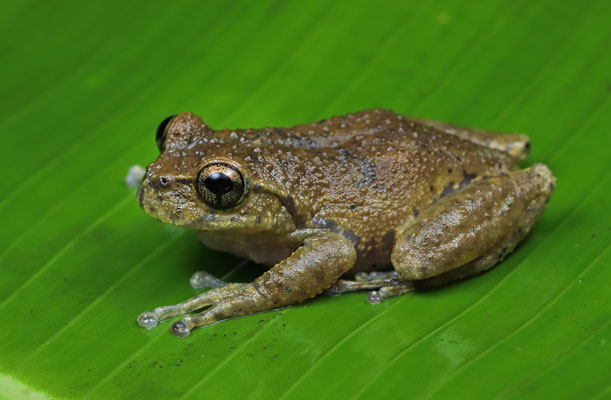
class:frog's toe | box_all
[137,311,160,329]
[325,279,388,296]
[366,291,383,305]
[136,283,250,331]
[366,282,415,305]
[325,271,403,297]
[189,270,228,289]
[171,319,191,338]
[355,270,399,283]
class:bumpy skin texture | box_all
[137,108,555,336]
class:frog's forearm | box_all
[177,232,356,332]
[253,231,357,305]
[142,231,356,337]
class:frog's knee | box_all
[524,163,556,200]
[521,163,556,208]
[390,242,441,280]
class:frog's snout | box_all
[143,170,174,191]
[137,184,145,209]
[138,173,169,206]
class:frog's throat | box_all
[252,180,307,229]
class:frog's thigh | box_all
[160,231,356,337]
[417,118,530,161]
[414,182,551,289]
[391,163,555,281]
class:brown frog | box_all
[137,109,555,337]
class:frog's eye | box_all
[156,115,177,152]
[197,162,246,209]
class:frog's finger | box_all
[136,283,247,328]
[170,301,237,338]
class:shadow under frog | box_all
[137,108,555,337]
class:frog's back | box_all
[254,109,518,270]
[271,108,516,212]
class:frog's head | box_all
[138,112,298,234]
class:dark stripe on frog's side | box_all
[277,194,307,229]
[311,217,359,244]
[439,170,479,199]
[310,217,397,272]
[350,229,396,273]
[440,181,456,198]
[358,157,377,187]
[461,170,478,187]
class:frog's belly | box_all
[194,229,395,275]
[194,230,294,266]
[347,230,396,275]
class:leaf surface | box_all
[1,1,610,399]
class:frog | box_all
[136,108,555,337]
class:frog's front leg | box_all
[137,231,356,337]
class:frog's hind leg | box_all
[417,118,531,161]
[390,163,555,291]
[325,271,416,304]
[356,196,543,305]
[329,164,555,305]
[414,166,553,289]
[326,271,401,295]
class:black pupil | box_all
[156,115,176,151]
[204,172,233,195]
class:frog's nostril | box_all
[159,176,170,186]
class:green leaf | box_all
[1,0,609,399]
